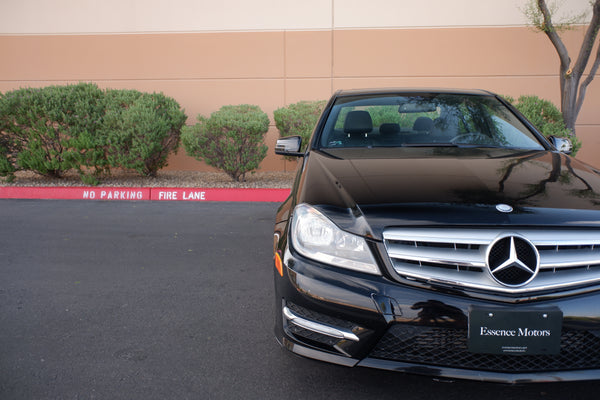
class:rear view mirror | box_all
[275,136,304,157]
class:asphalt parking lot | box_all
[0,200,598,399]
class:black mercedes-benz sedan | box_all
[272,88,600,383]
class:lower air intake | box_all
[369,325,600,372]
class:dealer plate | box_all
[468,306,563,355]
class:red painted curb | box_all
[150,187,290,202]
[0,186,291,202]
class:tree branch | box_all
[537,0,571,74]
[576,43,600,119]
[572,0,600,78]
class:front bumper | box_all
[274,247,600,383]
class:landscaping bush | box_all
[0,153,13,181]
[0,85,187,182]
[0,135,16,182]
[273,100,325,152]
[102,90,186,177]
[182,104,269,182]
[0,83,106,180]
[505,95,581,155]
[0,138,16,182]
[0,91,15,181]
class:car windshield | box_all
[319,93,545,150]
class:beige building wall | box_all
[1,0,599,170]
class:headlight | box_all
[290,204,380,275]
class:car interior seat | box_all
[343,110,373,147]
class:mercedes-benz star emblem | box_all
[496,204,513,213]
[486,235,539,287]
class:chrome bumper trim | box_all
[283,306,360,342]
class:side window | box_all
[489,115,544,149]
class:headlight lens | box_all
[290,204,380,275]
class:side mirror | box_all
[549,136,573,155]
[275,136,304,157]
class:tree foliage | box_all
[525,0,600,135]
[182,105,269,182]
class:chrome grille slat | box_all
[539,250,600,269]
[383,228,497,244]
[383,228,600,294]
[386,246,486,268]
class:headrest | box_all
[413,116,434,132]
[379,123,400,136]
[344,110,373,135]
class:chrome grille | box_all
[383,228,600,294]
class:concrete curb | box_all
[0,186,291,202]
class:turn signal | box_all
[274,252,283,276]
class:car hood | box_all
[294,148,600,239]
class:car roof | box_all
[333,88,496,98]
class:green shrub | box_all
[273,100,325,152]
[0,91,15,181]
[182,104,269,182]
[505,95,581,155]
[102,90,186,177]
[0,154,14,182]
[0,135,16,182]
[0,83,106,179]
[0,85,187,182]
[0,138,16,182]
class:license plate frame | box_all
[468,306,563,355]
